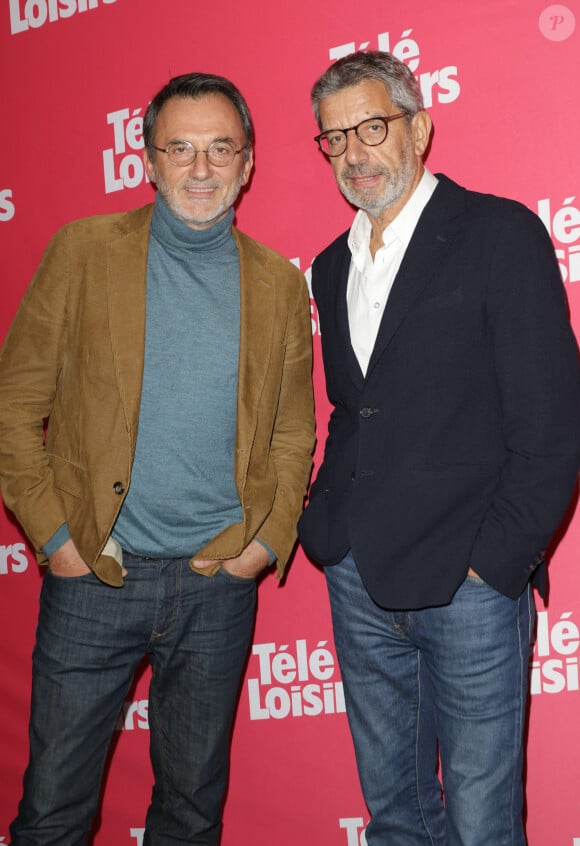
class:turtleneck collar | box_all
[150,192,235,252]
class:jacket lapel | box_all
[234,228,275,481]
[106,205,153,440]
[327,236,366,391]
[105,212,276,474]
[366,175,466,377]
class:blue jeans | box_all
[10,554,256,846]
[325,551,535,846]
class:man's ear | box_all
[411,111,433,157]
[240,147,254,187]
[143,147,156,184]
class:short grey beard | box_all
[339,137,415,215]
[150,165,243,229]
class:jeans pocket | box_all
[46,568,95,582]
[218,566,257,585]
[465,573,485,584]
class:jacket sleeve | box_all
[0,226,73,553]
[469,207,580,594]
[253,268,315,571]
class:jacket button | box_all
[113,481,125,495]
[360,407,373,418]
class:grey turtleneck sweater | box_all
[112,195,243,557]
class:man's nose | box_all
[343,131,369,165]
[187,151,213,177]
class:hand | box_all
[48,539,92,577]
[467,567,480,578]
[49,539,129,578]
[194,539,271,580]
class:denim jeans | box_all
[10,554,256,846]
[325,551,535,846]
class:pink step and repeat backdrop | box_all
[1,1,580,843]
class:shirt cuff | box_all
[255,537,276,566]
[42,523,72,557]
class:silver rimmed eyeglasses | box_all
[314,113,407,157]
[151,139,247,167]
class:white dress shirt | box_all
[347,168,438,375]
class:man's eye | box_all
[171,143,190,155]
[327,133,345,147]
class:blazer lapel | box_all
[107,205,153,440]
[327,236,366,390]
[366,176,466,377]
[234,228,275,481]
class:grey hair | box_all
[311,50,424,127]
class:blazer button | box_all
[113,481,125,495]
[360,407,373,418]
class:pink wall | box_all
[1,1,579,843]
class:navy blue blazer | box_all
[298,175,580,610]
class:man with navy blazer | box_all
[298,51,580,845]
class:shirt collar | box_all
[348,168,438,260]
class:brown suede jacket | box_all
[0,204,315,586]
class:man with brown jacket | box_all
[0,72,314,846]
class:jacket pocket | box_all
[47,454,86,498]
